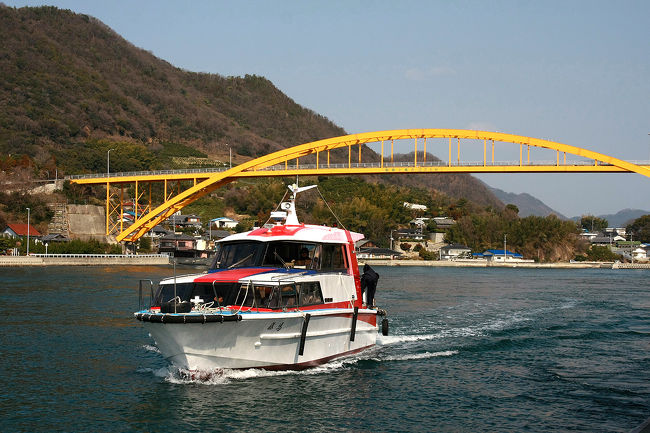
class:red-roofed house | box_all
[2,223,42,239]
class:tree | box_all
[583,245,622,262]
[138,236,152,252]
[626,215,650,243]
[580,215,608,232]
[505,204,519,215]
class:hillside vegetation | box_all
[0,5,528,253]
[0,5,502,207]
[0,5,344,167]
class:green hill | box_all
[0,5,345,163]
[0,5,502,209]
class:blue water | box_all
[1,265,649,432]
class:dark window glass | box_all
[213,241,263,269]
[253,285,280,309]
[279,284,297,308]
[233,284,255,307]
[298,282,323,306]
[154,282,194,305]
[262,241,317,269]
[321,244,348,271]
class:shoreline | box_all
[0,254,170,266]
[2,255,647,269]
[361,259,650,269]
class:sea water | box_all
[1,265,649,432]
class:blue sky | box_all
[6,0,650,217]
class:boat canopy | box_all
[210,239,349,272]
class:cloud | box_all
[404,66,455,81]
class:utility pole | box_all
[26,207,30,256]
[107,148,114,177]
[106,149,114,237]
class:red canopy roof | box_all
[5,223,42,237]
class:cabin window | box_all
[320,244,347,272]
[254,285,279,309]
[155,282,245,307]
[262,242,317,269]
[154,282,194,305]
[234,283,255,307]
[214,241,262,269]
[190,282,239,307]
[280,284,298,308]
[298,282,323,306]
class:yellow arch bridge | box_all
[69,129,650,242]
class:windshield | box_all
[211,241,263,269]
[211,241,320,270]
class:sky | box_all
[5,0,650,217]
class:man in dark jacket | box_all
[360,264,379,308]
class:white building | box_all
[440,244,472,260]
[403,202,427,211]
[211,217,238,229]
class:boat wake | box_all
[137,299,578,384]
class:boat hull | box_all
[142,309,378,370]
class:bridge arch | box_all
[106,129,649,242]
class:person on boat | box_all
[360,264,379,308]
[295,247,311,266]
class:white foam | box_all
[377,333,440,345]
[381,350,458,362]
[142,344,161,354]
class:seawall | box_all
[0,254,170,266]
[361,259,650,269]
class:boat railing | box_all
[138,279,155,311]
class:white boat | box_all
[135,184,388,371]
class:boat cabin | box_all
[210,239,348,272]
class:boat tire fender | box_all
[136,313,242,323]
[298,313,311,356]
[381,318,389,336]
[350,306,359,342]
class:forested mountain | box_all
[0,5,344,164]
[0,5,501,210]
[490,187,567,219]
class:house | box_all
[158,233,196,257]
[440,244,472,260]
[403,202,427,211]
[151,225,171,238]
[209,230,232,241]
[604,227,627,237]
[632,247,648,261]
[410,218,429,229]
[355,239,378,250]
[579,231,599,241]
[2,223,42,239]
[184,214,201,228]
[210,217,238,229]
[357,247,403,260]
[590,234,623,246]
[396,228,425,241]
[168,213,202,229]
[41,233,69,243]
[482,249,529,262]
[432,217,456,229]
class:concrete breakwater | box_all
[362,259,650,269]
[0,254,170,266]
